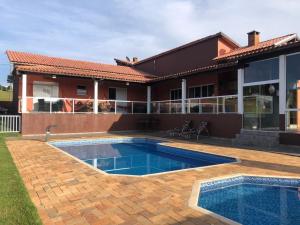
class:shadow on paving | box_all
[168,215,229,225]
[149,132,300,157]
[239,159,300,175]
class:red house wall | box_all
[17,73,147,101]
[134,36,237,77]
[134,37,219,76]
[151,72,220,101]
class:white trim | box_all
[279,55,286,115]
[243,79,279,87]
[237,69,244,114]
[93,80,98,114]
[147,86,151,114]
[33,81,58,85]
[21,74,27,113]
[181,79,187,114]
[274,34,297,46]
[286,51,300,57]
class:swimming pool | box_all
[197,176,300,225]
[50,138,236,176]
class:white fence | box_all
[0,115,21,133]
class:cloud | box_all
[0,0,300,84]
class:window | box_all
[170,89,181,100]
[188,84,215,98]
[76,85,87,96]
[286,53,300,109]
[244,57,279,83]
[33,82,59,97]
[109,88,116,100]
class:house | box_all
[6,31,300,145]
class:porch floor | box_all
[6,134,300,225]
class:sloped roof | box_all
[16,65,154,83]
[133,32,240,65]
[150,61,238,82]
[215,34,298,61]
[7,51,156,83]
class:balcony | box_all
[151,95,238,114]
[19,95,238,114]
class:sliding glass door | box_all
[243,83,279,130]
[242,57,280,130]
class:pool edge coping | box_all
[46,136,241,178]
[188,173,300,225]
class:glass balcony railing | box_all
[19,95,237,115]
[151,95,238,114]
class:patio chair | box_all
[167,120,192,137]
[38,99,46,112]
[181,121,209,140]
[195,121,209,140]
[52,100,63,112]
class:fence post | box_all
[50,98,52,113]
[72,99,75,113]
[216,97,219,114]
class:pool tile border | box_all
[189,174,300,225]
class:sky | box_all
[0,0,300,85]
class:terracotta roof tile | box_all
[7,51,156,83]
[15,65,153,83]
[215,34,297,61]
[151,61,238,82]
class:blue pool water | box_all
[51,138,236,175]
[199,176,300,225]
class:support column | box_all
[93,80,98,114]
[181,79,186,114]
[147,86,151,114]
[237,69,244,114]
[21,74,27,113]
[279,55,287,131]
[279,55,286,115]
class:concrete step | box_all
[233,130,279,147]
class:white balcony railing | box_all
[19,97,147,114]
[19,95,237,114]
[151,95,238,114]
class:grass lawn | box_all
[0,134,42,225]
[0,90,13,101]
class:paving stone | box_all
[6,136,300,225]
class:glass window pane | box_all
[170,89,181,100]
[286,53,300,109]
[188,88,194,98]
[178,89,182,99]
[244,57,279,83]
[207,85,214,96]
[195,87,201,98]
[77,85,87,96]
[202,86,208,97]
[109,88,116,100]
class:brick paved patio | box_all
[6,136,300,225]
